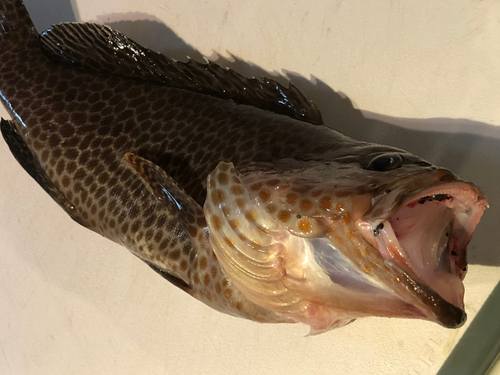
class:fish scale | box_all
[0,0,305,320]
[0,0,488,332]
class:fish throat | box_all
[359,176,487,310]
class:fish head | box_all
[205,143,488,332]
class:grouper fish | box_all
[0,0,488,333]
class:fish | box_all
[0,0,488,334]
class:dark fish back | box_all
[0,0,341,291]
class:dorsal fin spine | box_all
[39,22,323,124]
[0,0,38,52]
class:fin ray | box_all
[145,262,191,291]
[39,22,323,124]
[124,153,208,288]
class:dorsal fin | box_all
[39,22,323,125]
[0,0,38,51]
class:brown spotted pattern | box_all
[123,153,288,320]
[204,162,398,331]
[205,162,311,320]
[242,172,376,269]
[1,1,337,320]
[1,1,483,329]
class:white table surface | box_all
[1,0,499,374]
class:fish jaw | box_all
[204,162,487,331]
[356,168,488,326]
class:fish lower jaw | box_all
[358,181,488,315]
[374,218,465,309]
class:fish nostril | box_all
[373,222,384,236]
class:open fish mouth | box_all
[358,169,488,324]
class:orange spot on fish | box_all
[342,213,351,225]
[218,163,230,172]
[211,189,225,204]
[180,260,188,271]
[231,185,245,196]
[188,225,198,237]
[267,204,277,213]
[300,199,313,211]
[348,230,355,239]
[298,219,312,233]
[203,274,211,286]
[245,210,256,223]
[259,189,271,202]
[225,289,233,298]
[224,236,234,247]
[335,190,350,198]
[250,182,262,191]
[278,210,291,222]
[218,172,229,185]
[334,236,344,244]
[266,179,280,186]
[286,192,298,205]
[311,189,323,197]
[320,197,332,211]
[200,257,207,270]
[236,198,245,208]
[212,215,222,230]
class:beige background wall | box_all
[1,0,499,374]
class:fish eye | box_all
[365,153,403,171]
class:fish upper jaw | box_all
[356,168,488,326]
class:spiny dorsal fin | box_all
[39,22,323,125]
[0,0,38,51]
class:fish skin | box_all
[0,0,487,331]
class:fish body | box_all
[0,0,488,333]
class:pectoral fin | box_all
[124,152,209,289]
[124,152,205,231]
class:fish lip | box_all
[383,260,467,328]
[418,282,468,328]
[363,169,488,224]
[356,169,487,325]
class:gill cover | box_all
[204,162,360,332]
